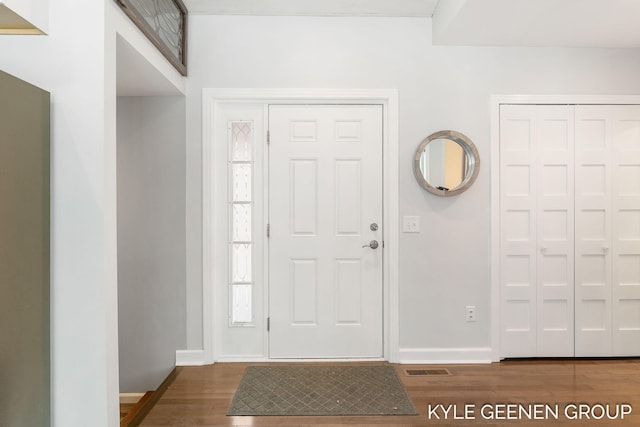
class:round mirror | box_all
[413,130,480,196]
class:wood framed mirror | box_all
[413,130,480,196]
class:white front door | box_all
[268,105,383,358]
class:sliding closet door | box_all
[500,105,575,357]
[575,106,640,356]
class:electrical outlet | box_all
[403,216,420,233]
[465,305,476,322]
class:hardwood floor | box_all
[121,391,154,427]
[140,359,640,426]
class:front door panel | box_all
[268,105,383,358]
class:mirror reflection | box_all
[418,138,467,191]
[413,130,480,196]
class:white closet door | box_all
[610,106,640,356]
[500,105,538,357]
[500,105,575,357]
[576,106,640,356]
[575,105,640,356]
[502,104,640,358]
[536,107,575,357]
[575,106,615,356]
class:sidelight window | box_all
[229,122,254,325]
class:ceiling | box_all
[116,35,184,96]
[433,0,640,48]
[0,4,44,34]
[118,0,640,95]
[182,0,640,48]
[184,0,439,17]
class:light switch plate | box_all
[403,216,420,233]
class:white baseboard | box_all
[176,349,207,366]
[215,356,269,363]
[398,347,493,364]
[177,348,493,365]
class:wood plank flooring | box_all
[121,391,154,427]
[140,359,640,426]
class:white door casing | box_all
[199,89,399,365]
[268,105,384,358]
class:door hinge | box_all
[267,223,270,238]
[267,317,270,332]
[267,130,270,145]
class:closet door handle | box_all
[540,246,548,254]
[603,246,609,254]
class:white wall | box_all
[0,0,120,425]
[185,15,640,360]
[0,0,185,425]
[117,96,186,392]
[108,0,187,395]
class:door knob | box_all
[362,240,379,249]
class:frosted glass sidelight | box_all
[231,284,253,323]
[232,164,252,202]
[228,121,255,325]
[231,122,253,162]
[232,203,252,242]
[232,243,252,283]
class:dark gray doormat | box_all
[227,365,418,416]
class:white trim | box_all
[261,104,270,359]
[490,96,502,363]
[215,356,270,363]
[385,93,400,362]
[176,349,207,366]
[398,347,493,364]
[215,357,386,363]
[202,88,400,363]
[490,94,640,106]
[490,94,640,362]
[202,95,215,364]
[119,393,146,404]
